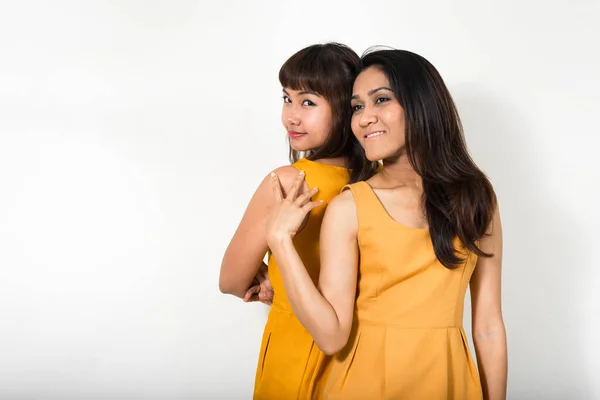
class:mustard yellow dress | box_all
[253,158,350,400]
[323,181,483,400]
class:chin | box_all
[289,139,320,153]
[290,144,312,152]
[365,149,388,162]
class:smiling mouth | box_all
[288,131,306,139]
[365,131,384,139]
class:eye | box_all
[302,99,316,106]
[282,96,291,103]
[351,104,363,112]
[376,97,390,104]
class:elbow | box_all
[218,275,243,297]
[218,258,228,294]
[321,345,341,356]
[218,266,239,296]
[314,323,352,355]
[318,336,349,356]
[472,318,506,344]
[218,278,231,295]
[218,257,243,297]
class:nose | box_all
[287,114,300,126]
[359,106,377,128]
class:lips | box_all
[288,131,306,139]
[365,131,384,139]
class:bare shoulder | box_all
[272,165,301,185]
[323,189,358,233]
[245,165,302,208]
[330,188,357,210]
[271,165,307,194]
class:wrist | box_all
[267,232,293,249]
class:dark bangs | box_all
[279,46,331,96]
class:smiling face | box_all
[281,87,333,152]
[350,66,406,162]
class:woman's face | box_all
[281,88,333,152]
[350,67,406,162]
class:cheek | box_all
[386,109,405,139]
[281,107,289,125]
[395,114,406,142]
[321,112,334,136]
[309,109,332,137]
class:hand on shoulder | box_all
[269,165,310,197]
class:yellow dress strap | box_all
[342,181,391,230]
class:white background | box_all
[0,1,598,399]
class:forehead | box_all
[353,67,389,93]
[283,87,321,96]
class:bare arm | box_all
[470,206,508,400]
[266,172,358,355]
[219,166,303,298]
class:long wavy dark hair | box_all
[358,49,497,268]
[279,43,378,183]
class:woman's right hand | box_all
[266,170,322,245]
[243,263,273,305]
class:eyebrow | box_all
[351,86,394,100]
[282,88,322,97]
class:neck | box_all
[380,153,421,186]
[312,156,348,168]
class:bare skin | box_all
[266,67,507,400]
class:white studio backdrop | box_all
[0,1,598,399]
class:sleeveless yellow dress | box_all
[323,181,483,400]
[253,158,350,400]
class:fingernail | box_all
[270,172,275,177]
[313,186,319,191]
[299,170,305,176]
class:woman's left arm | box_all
[470,206,508,400]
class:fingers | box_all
[244,264,274,305]
[258,273,271,294]
[261,277,273,292]
[259,280,273,299]
[301,200,324,214]
[270,172,283,202]
[259,287,274,304]
[255,266,274,302]
[243,285,260,302]
[287,170,305,200]
[295,186,320,207]
[258,287,268,300]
